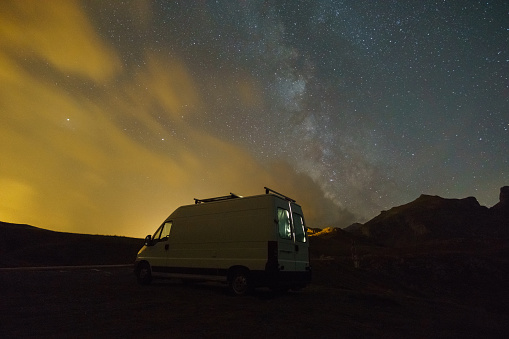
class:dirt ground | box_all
[1,265,507,338]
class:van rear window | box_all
[277,208,292,240]
[293,213,306,243]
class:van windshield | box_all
[293,213,306,243]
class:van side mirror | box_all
[144,235,153,246]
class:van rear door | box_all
[291,210,309,271]
[276,206,296,271]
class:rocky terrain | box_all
[309,186,509,313]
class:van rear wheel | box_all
[229,269,251,296]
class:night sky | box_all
[1,1,508,237]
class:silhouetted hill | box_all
[308,227,355,258]
[309,226,385,259]
[310,187,509,312]
[347,187,509,247]
[0,221,143,267]
[344,222,362,232]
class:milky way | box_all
[1,1,507,237]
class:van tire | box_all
[136,262,152,285]
[228,268,251,296]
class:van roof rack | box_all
[194,193,242,204]
[264,187,296,202]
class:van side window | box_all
[277,208,292,240]
[153,221,172,242]
[293,213,306,243]
[161,221,172,239]
[152,226,163,240]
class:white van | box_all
[134,187,311,295]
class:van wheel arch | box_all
[227,266,251,296]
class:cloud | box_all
[0,2,355,237]
[263,162,358,228]
[0,0,121,82]
[0,178,36,224]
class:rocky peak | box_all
[491,186,509,215]
[500,186,509,204]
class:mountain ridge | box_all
[307,186,509,313]
[341,186,509,247]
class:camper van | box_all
[134,187,311,295]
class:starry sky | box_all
[1,1,508,237]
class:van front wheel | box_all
[229,269,251,296]
[136,262,152,285]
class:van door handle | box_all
[165,244,169,250]
[295,245,299,252]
